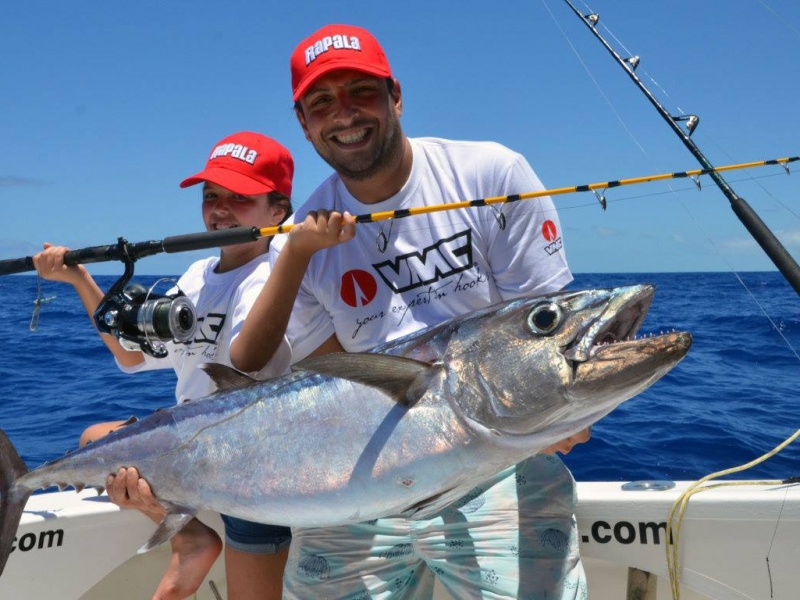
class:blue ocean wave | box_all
[2,272,799,484]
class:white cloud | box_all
[0,176,47,187]
[592,225,624,239]
[776,229,800,247]
[719,237,758,251]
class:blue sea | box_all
[1,272,799,484]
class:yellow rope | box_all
[666,427,800,599]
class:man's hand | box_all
[541,427,592,455]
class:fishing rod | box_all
[562,0,800,297]
[0,229,263,276]
[1,155,794,278]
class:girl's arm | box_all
[230,210,355,373]
[33,243,145,368]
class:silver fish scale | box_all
[9,285,691,531]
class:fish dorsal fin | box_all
[138,507,196,553]
[199,363,257,391]
[293,353,438,407]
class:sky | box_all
[2,0,799,276]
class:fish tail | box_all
[0,429,32,578]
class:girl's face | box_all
[201,182,286,231]
[202,182,289,272]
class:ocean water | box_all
[1,271,799,484]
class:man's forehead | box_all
[303,70,385,96]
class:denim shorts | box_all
[220,513,292,554]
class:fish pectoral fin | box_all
[293,353,439,407]
[200,363,257,391]
[402,488,464,520]
[402,481,479,520]
[138,508,197,553]
[402,491,450,519]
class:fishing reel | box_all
[93,240,197,358]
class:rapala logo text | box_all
[209,143,257,165]
[304,35,362,65]
[373,230,473,294]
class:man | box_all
[279,23,588,599]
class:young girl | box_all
[33,131,355,600]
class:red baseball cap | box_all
[291,24,392,101]
[180,132,294,197]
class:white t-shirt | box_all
[283,137,572,359]
[119,252,292,403]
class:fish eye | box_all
[526,302,562,335]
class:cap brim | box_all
[293,62,392,101]
[179,167,276,196]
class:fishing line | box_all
[764,484,793,599]
[139,277,181,358]
[666,427,800,599]
[551,163,794,215]
[758,0,800,40]
[557,1,800,360]
[560,4,800,598]
[1,156,795,280]
[313,171,793,238]
[30,275,44,332]
[692,132,800,223]
[731,270,800,363]
[29,274,56,332]
[628,0,800,226]
[564,0,800,295]
[256,157,800,238]
[557,2,800,363]
[540,0,652,158]
[627,17,800,227]
[208,579,223,600]
[587,4,697,123]
[543,0,753,294]
[555,2,800,364]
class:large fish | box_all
[0,284,690,577]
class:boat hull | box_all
[2,481,797,599]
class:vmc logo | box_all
[542,219,563,256]
[341,269,378,308]
[373,230,473,293]
[338,230,474,307]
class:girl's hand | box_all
[287,210,356,257]
[32,243,87,285]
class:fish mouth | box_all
[564,284,655,366]
[564,284,692,396]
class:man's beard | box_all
[316,112,403,182]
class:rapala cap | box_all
[291,24,392,101]
[180,132,294,197]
